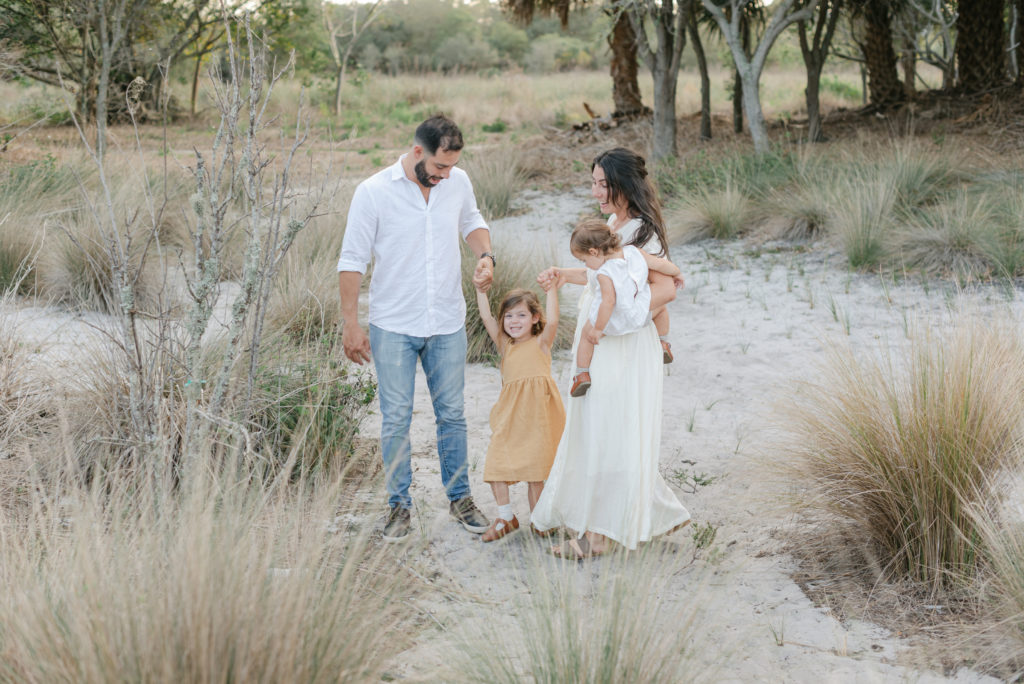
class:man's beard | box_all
[414,160,439,187]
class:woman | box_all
[530,148,691,558]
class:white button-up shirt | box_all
[337,155,488,337]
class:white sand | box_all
[4,188,1016,681]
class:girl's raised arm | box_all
[538,283,561,353]
[641,251,681,278]
[475,288,501,349]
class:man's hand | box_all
[473,257,494,292]
[342,323,372,365]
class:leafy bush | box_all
[253,351,376,478]
[820,75,861,101]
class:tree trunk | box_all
[334,64,344,115]
[805,61,824,142]
[738,65,770,151]
[608,9,646,115]
[861,0,903,107]
[1017,0,1024,84]
[956,0,1007,92]
[192,52,203,116]
[689,12,711,140]
[901,36,915,99]
[651,54,679,158]
[733,68,743,133]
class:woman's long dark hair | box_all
[592,148,669,258]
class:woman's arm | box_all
[538,280,561,353]
[475,288,501,348]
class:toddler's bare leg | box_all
[576,321,595,369]
[649,271,676,310]
[652,305,669,337]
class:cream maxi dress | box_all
[530,218,690,549]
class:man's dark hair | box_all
[415,115,464,156]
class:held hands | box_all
[342,323,372,365]
[537,267,563,292]
[473,257,494,293]
[586,327,604,345]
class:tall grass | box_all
[831,175,896,269]
[0,459,417,682]
[782,320,1024,592]
[0,155,85,293]
[451,544,719,683]
[974,501,1024,674]
[894,191,1004,279]
[667,182,753,243]
[461,149,530,221]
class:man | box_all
[338,114,495,542]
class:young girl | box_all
[569,219,681,398]
[475,284,566,542]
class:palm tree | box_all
[851,0,904,107]
[503,0,648,116]
[955,0,1007,93]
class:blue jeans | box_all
[369,325,470,510]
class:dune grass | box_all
[451,543,720,683]
[460,149,530,221]
[0,458,417,682]
[782,319,1024,593]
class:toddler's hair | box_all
[497,288,546,339]
[571,218,622,257]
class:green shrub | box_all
[820,75,861,101]
[253,349,376,477]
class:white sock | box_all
[575,367,589,375]
[497,504,514,523]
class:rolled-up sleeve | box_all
[337,183,376,274]
[457,173,488,240]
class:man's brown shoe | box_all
[481,516,520,542]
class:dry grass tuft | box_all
[667,183,753,243]
[781,318,1024,593]
[0,461,418,682]
[451,543,721,682]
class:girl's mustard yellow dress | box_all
[483,336,566,483]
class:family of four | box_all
[339,115,690,560]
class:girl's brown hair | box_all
[570,218,622,257]
[497,288,545,342]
